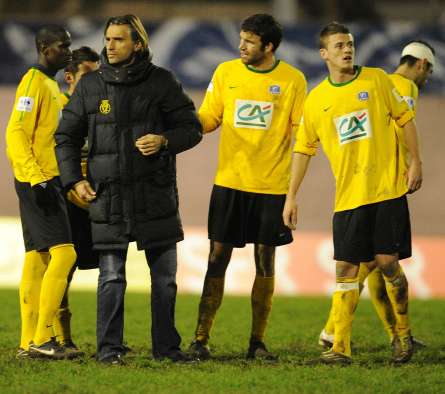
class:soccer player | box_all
[61,46,100,106]
[283,22,422,364]
[188,14,307,360]
[318,40,435,351]
[55,15,202,365]
[52,46,100,356]
[6,25,77,359]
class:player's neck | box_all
[248,55,276,71]
[394,64,416,83]
[329,66,356,84]
[37,56,58,77]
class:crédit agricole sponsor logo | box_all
[234,99,273,130]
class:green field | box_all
[0,288,444,393]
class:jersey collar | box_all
[245,59,280,74]
[328,65,362,87]
[31,64,57,80]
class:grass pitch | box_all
[0,288,444,393]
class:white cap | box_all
[401,42,435,67]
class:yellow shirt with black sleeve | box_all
[389,73,419,167]
[6,66,63,186]
[294,66,414,212]
[199,59,307,194]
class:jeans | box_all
[96,244,181,361]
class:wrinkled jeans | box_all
[96,244,181,360]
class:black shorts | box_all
[333,195,411,264]
[14,177,72,252]
[67,201,99,270]
[208,185,292,248]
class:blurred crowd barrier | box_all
[1,218,444,297]
[0,18,444,93]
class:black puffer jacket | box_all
[55,52,202,250]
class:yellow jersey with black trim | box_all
[199,59,307,194]
[295,66,414,212]
[389,73,419,166]
[60,91,71,107]
[6,67,63,186]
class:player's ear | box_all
[320,48,328,60]
[264,42,274,54]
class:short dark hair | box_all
[400,40,436,67]
[319,22,350,49]
[65,46,100,74]
[35,25,69,53]
[104,14,149,52]
[241,14,283,52]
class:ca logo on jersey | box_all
[99,100,111,114]
[334,109,372,145]
[234,99,273,130]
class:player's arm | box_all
[290,74,308,138]
[283,152,312,230]
[198,66,224,133]
[283,101,318,230]
[5,75,47,186]
[402,119,422,193]
[379,70,422,193]
[55,79,91,198]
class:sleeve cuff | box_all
[396,109,415,128]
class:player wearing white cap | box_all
[318,39,435,356]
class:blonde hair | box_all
[104,14,149,51]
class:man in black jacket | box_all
[55,15,202,364]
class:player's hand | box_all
[283,196,298,230]
[74,180,96,202]
[406,159,422,194]
[135,134,167,156]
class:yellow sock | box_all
[33,244,76,346]
[368,268,396,341]
[195,276,225,344]
[383,265,410,338]
[324,264,369,336]
[19,251,49,350]
[332,277,360,357]
[357,263,371,293]
[53,267,76,344]
[250,276,274,342]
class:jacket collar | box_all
[98,48,154,84]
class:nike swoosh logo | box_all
[37,348,56,356]
[46,324,53,328]
[229,86,239,89]
[323,106,332,112]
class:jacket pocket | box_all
[88,183,110,223]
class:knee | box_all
[99,252,126,283]
[255,245,275,277]
[376,254,399,278]
[336,261,359,278]
[207,242,232,277]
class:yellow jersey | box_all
[199,59,307,194]
[389,73,419,167]
[6,66,63,186]
[295,66,414,212]
[60,91,71,107]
